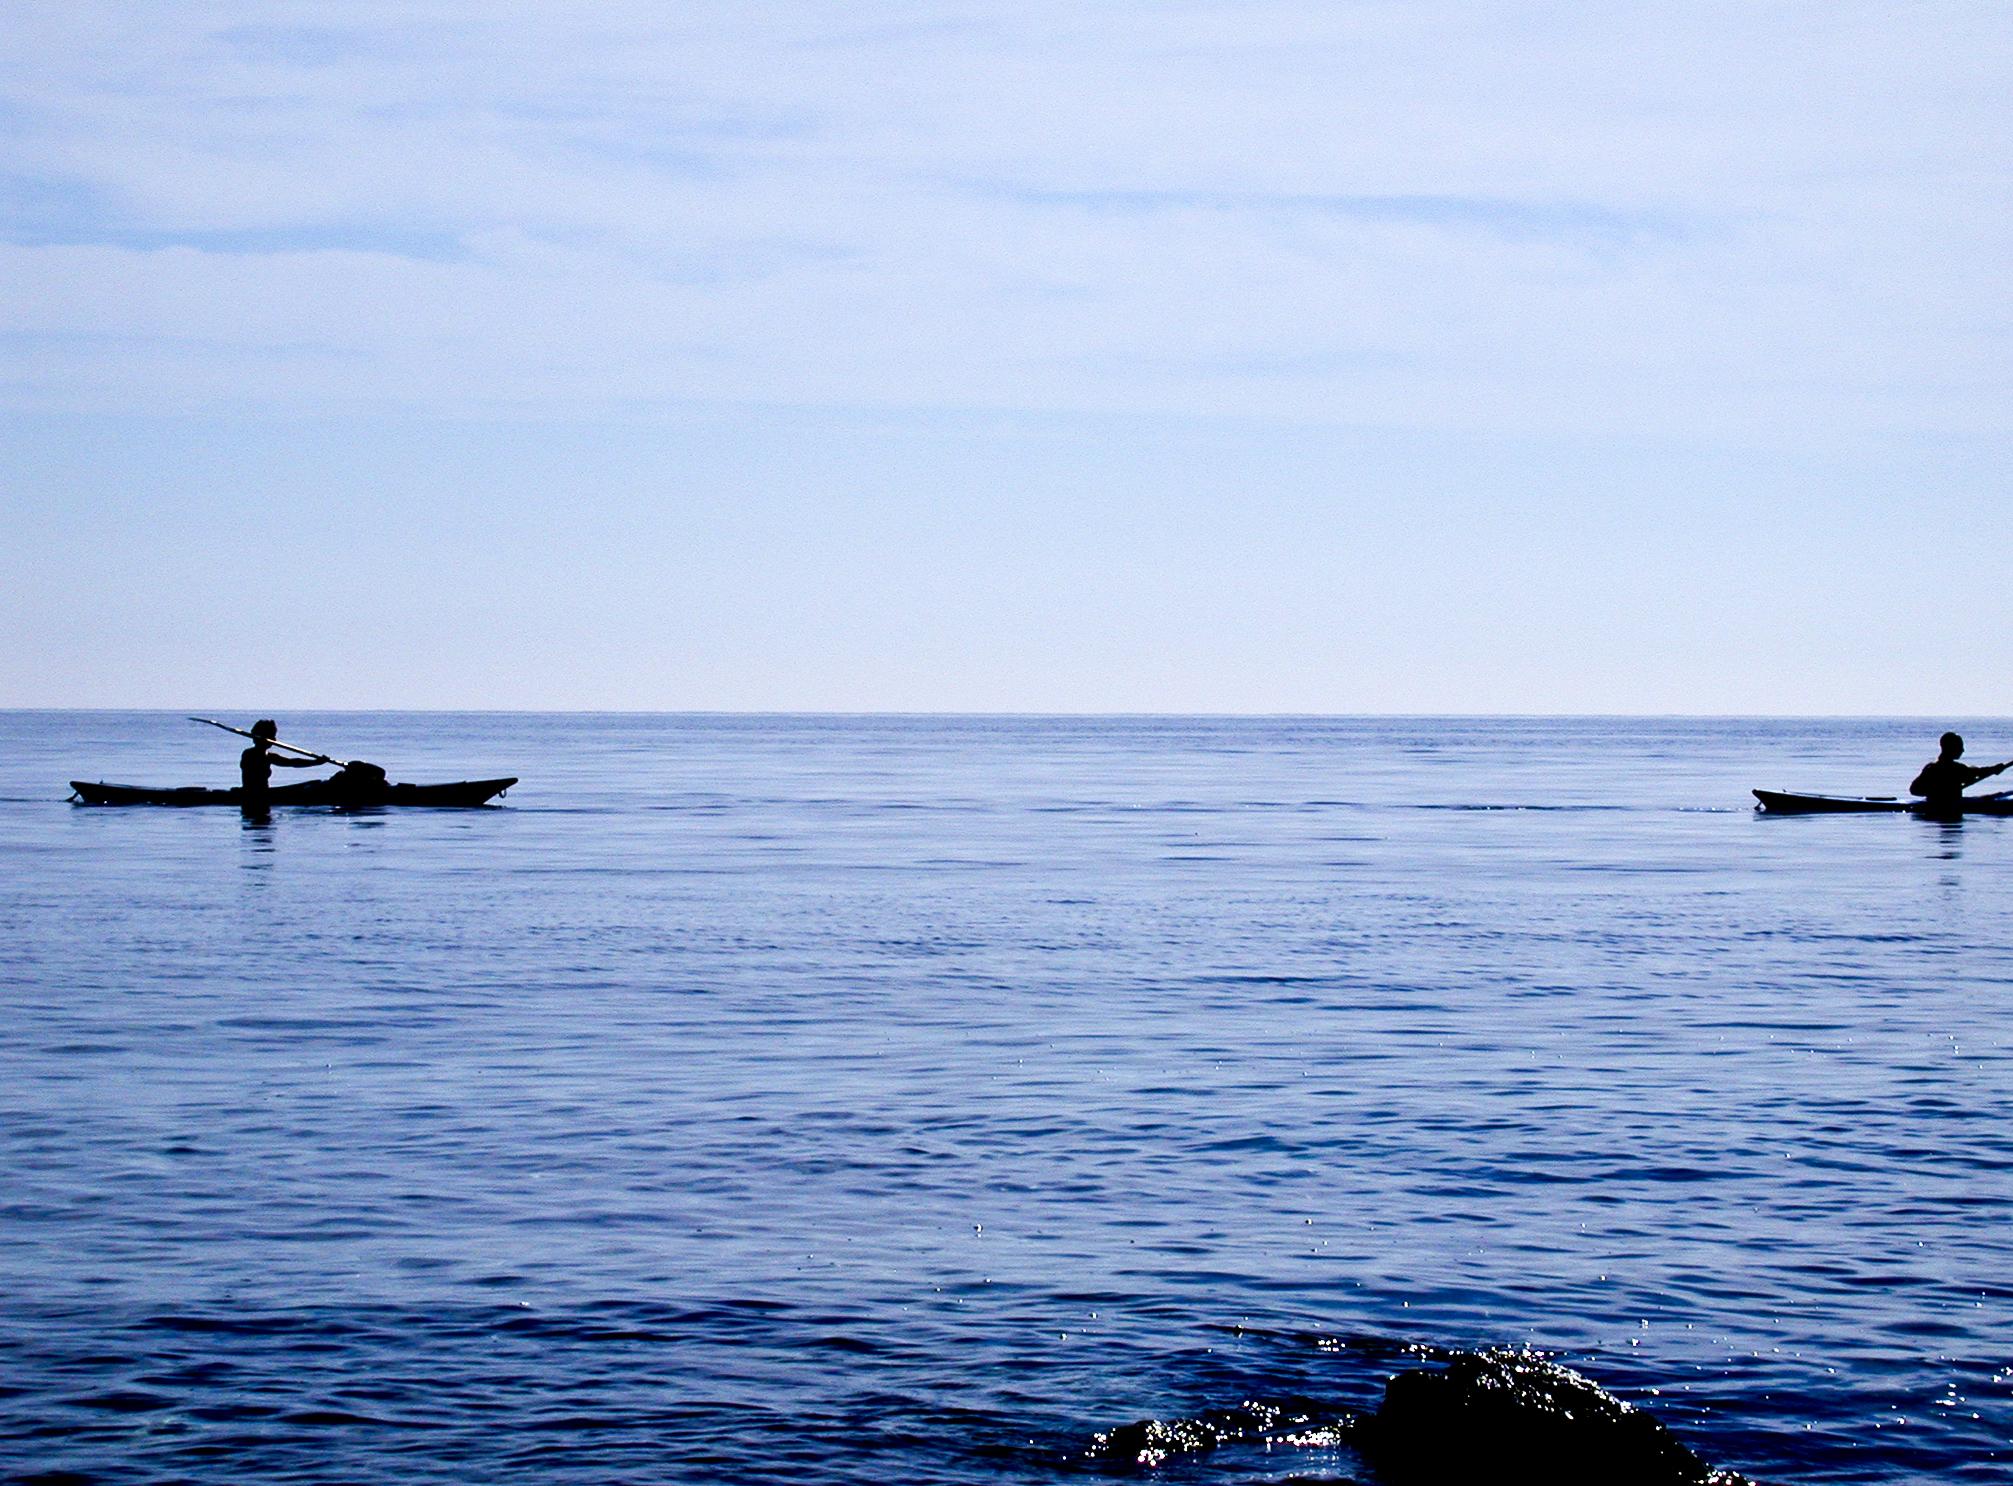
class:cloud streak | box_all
[0,1,2007,438]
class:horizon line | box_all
[4,706,2005,722]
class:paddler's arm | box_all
[1949,760,2013,789]
[272,753,334,769]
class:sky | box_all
[1,1,2007,712]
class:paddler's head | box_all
[250,719,278,745]
[1940,731,1964,760]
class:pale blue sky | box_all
[2,2,2007,711]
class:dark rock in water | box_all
[1088,1412,1235,1469]
[1086,1400,1346,1471]
[1358,1350,1751,1485]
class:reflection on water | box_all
[238,810,276,871]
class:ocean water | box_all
[1,712,2009,1484]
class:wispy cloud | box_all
[972,185,1690,248]
[0,2,2006,437]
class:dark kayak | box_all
[71,778,517,808]
[1754,788,2013,816]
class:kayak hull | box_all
[71,778,517,808]
[1754,788,2013,816]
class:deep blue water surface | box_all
[2,713,2009,1483]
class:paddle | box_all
[188,716,339,766]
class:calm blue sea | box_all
[1,713,2009,1484]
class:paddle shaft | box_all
[188,716,333,764]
